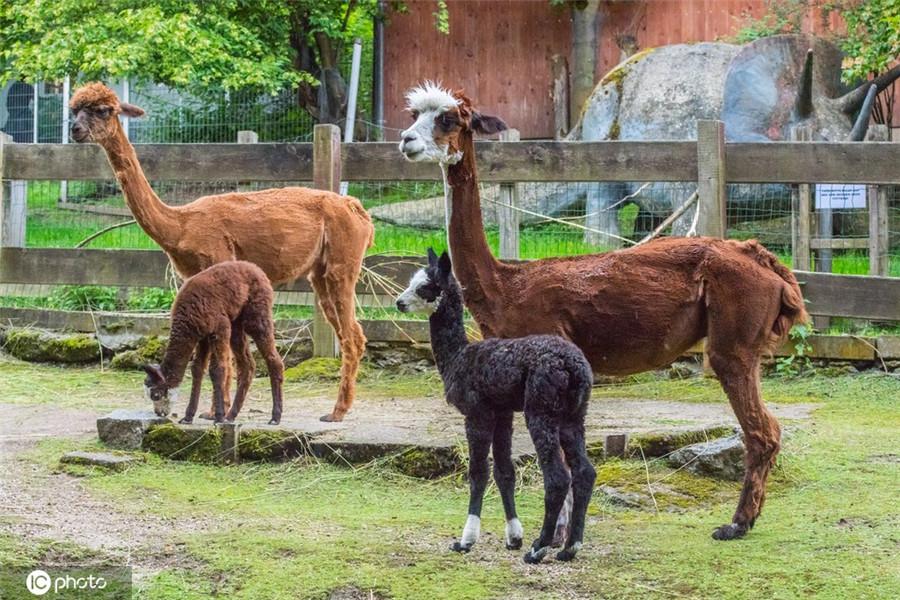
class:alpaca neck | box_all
[444,131,504,309]
[159,329,198,391]
[97,122,180,245]
[429,280,469,381]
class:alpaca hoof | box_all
[451,541,472,553]
[522,545,550,565]
[712,523,748,541]
[178,416,193,425]
[505,538,523,551]
[197,412,215,421]
[268,418,280,426]
[556,542,582,562]
[319,413,343,423]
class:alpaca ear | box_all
[471,112,508,135]
[427,247,438,266]
[119,102,145,118]
[142,364,164,382]
[438,251,452,279]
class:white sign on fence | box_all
[815,184,866,210]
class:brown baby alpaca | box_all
[71,82,373,423]
[144,261,284,425]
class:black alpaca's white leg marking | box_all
[505,518,524,550]
[553,485,574,547]
[452,514,481,553]
[452,415,493,553]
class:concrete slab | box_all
[60,451,144,471]
[97,409,169,450]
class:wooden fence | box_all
[2,122,899,356]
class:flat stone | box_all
[97,409,169,450]
[96,331,144,353]
[667,433,746,481]
[60,451,144,471]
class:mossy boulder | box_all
[110,335,168,370]
[142,423,222,463]
[388,446,463,479]
[2,327,99,363]
[284,357,369,383]
[238,429,306,461]
[626,426,735,458]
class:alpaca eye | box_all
[440,115,454,128]
[410,110,419,121]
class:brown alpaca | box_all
[70,83,373,422]
[399,82,809,541]
[143,261,284,425]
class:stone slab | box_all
[876,336,900,359]
[60,451,144,471]
[97,409,169,450]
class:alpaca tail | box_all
[568,351,594,415]
[739,240,809,349]
[346,196,375,248]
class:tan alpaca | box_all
[70,83,373,422]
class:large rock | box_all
[97,409,169,450]
[1,327,100,363]
[109,335,168,370]
[666,434,746,480]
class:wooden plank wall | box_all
[383,1,894,139]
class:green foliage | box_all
[126,287,175,311]
[0,0,307,93]
[776,322,815,377]
[433,1,450,34]
[732,0,817,43]
[840,0,900,82]
[47,285,118,311]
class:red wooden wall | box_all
[382,1,869,139]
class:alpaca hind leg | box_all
[180,338,210,424]
[247,318,284,425]
[207,327,232,423]
[319,273,366,422]
[556,422,596,561]
[709,353,780,541]
[492,410,522,550]
[452,414,494,553]
[523,412,571,564]
[552,470,573,547]
[224,325,255,422]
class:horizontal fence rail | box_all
[1,248,897,321]
[5,140,900,183]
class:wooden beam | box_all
[809,238,869,250]
[726,142,900,184]
[795,271,900,320]
[868,185,889,276]
[3,143,314,181]
[9,141,900,184]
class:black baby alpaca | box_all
[396,249,596,564]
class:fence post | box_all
[696,120,726,238]
[311,124,341,358]
[790,126,812,271]
[236,130,258,193]
[0,133,26,248]
[497,128,520,260]
[867,124,889,277]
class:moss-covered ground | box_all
[1,356,898,599]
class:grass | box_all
[2,356,899,598]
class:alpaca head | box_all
[69,82,145,143]
[142,364,177,417]
[399,81,507,165]
[396,248,453,314]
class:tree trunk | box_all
[570,0,602,122]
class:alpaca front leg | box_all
[452,416,493,553]
[208,332,231,423]
[181,339,210,424]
